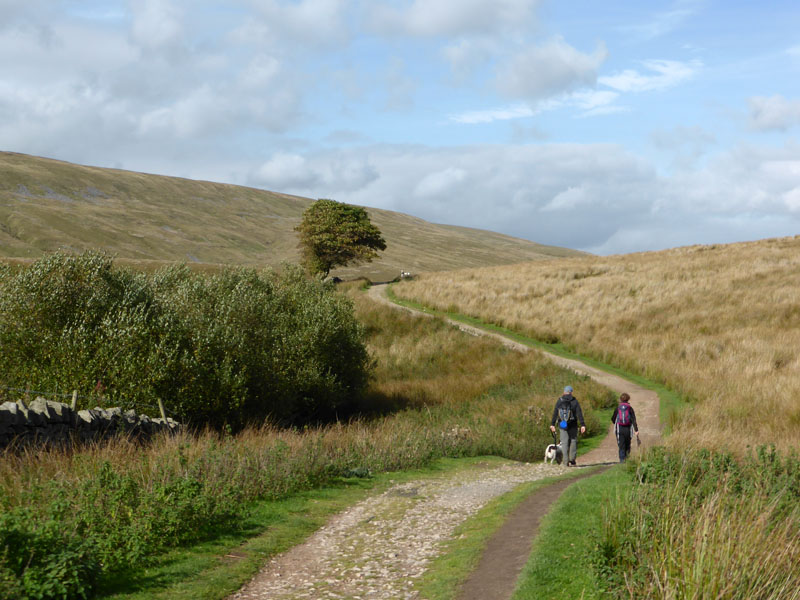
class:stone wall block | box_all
[29,398,57,424]
[76,409,96,429]
[0,402,21,427]
[48,401,72,424]
[0,396,180,449]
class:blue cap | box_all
[564,386,573,394]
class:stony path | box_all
[228,285,662,600]
[228,461,568,600]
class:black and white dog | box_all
[544,433,564,465]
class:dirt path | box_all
[227,285,661,600]
[366,284,662,461]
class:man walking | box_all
[550,386,586,467]
[611,392,639,462]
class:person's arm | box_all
[611,406,617,424]
[575,400,586,433]
[631,406,639,434]
[550,402,559,431]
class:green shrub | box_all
[0,252,371,428]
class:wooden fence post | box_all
[157,398,167,421]
[20,383,30,409]
[71,390,78,411]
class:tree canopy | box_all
[295,199,387,277]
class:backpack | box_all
[617,403,632,427]
[557,400,572,429]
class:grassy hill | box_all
[0,152,584,281]
[393,235,800,453]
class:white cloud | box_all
[748,95,800,131]
[784,187,800,212]
[254,153,318,189]
[450,104,536,124]
[237,0,350,48]
[599,59,701,93]
[541,185,590,211]
[450,90,619,125]
[441,37,497,81]
[622,0,704,41]
[414,167,468,197]
[242,141,800,254]
[496,38,607,101]
[130,0,184,52]
[366,0,539,38]
[570,90,619,110]
[252,151,378,192]
[650,125,716,169]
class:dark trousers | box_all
[616,425,632,462]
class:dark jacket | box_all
[611,403,639,432]
[551,394,585,428]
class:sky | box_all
[1,0,799,254]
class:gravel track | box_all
[228,285,662,600]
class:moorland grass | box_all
[595,447,800,599]
[0,282,613,599]
[393,235,800,453]
[386,284,684,428]
[0,151,581,282]
[387,273,800,599]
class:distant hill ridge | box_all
[0,151,585,280]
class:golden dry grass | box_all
[0,151,583,282]
[393,235,800,453]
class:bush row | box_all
[0,252,370,428]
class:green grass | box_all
[95,457,504,600]
[415,467,600,600]
[511,466,631,600]
[386,284,687,431]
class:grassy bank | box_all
[513,466,628,600]
[595,447,800,599]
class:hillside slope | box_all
[0,152,584,280]
[393,235,800,452]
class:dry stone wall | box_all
[0,397,180,448]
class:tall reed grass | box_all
[0,284,612,599]
[595,448,800,599]
[393,235,800,453]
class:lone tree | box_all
[295,199,387,278]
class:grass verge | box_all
[385,285,686,433]
[415,466,599,600]
[511,465,631,600]
[96,457,505,600]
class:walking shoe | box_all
[569,460,577,466]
